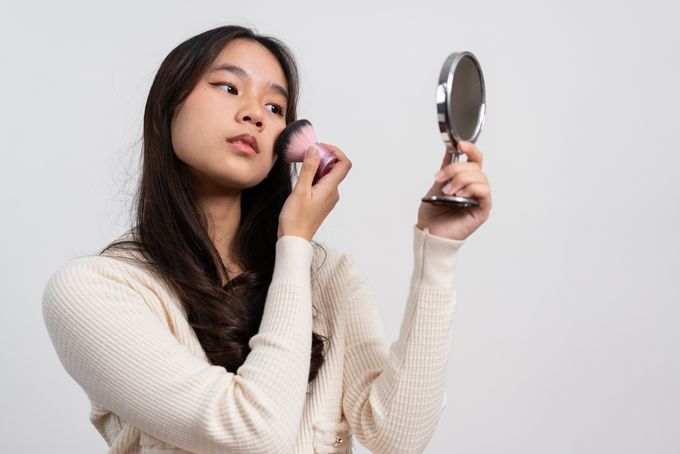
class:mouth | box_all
[226,133,259,154]
[227,141,258,156]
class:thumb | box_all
[296,145,321,190]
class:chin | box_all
[219,175,268,191]
[208,164,269,188]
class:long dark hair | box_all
[99,25,328,383]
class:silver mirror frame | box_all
[423,51,486,208]
[437,51,486,150]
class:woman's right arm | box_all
[41,235,313,454]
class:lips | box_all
[226,133,259,154]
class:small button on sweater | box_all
[42,224,465,453]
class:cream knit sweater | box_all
[42,225,465,454]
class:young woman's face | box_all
[170,38,289,193]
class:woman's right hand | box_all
[277,143,351,241]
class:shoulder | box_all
[44,249,155,290]
[41,249,171,318]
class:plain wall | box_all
[2,0,678,452]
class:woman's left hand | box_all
[417,141,492,241]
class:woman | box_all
[42,25,492,453]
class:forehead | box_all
[209,39,287,89]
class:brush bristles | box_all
[273,119,319,162]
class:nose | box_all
[242,114,262,127]
[237,98,264,128]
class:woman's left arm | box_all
[341,226,464,454]
[342,141,492,453]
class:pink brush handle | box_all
[313,143,339,184]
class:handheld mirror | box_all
[422,51,486,207]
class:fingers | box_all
[316,142,352,188]
[438,141,484,169]
[295,145,321,191]
[441,170,488,196]
[434,141,486,195]
[457,141,483,168]
[434,161,481,183]
[453,182,492,210]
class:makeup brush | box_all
[273,119,338,184]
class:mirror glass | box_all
[451,55,483,141]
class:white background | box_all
[2,0,678,452]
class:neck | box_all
[200,191,243,281]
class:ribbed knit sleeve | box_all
[41,235,314,454]
[341,224,465,454]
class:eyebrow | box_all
[210,63,289,101]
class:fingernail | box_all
[442,183,454,194]
[306,146,318,158]
[434,170,446,182]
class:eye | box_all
[214,83,285,117]
[214,82,238,95]
[267,104,285,117]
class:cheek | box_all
[170,112,196,160]
[268,125,286,154]
[171,100,222,158]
